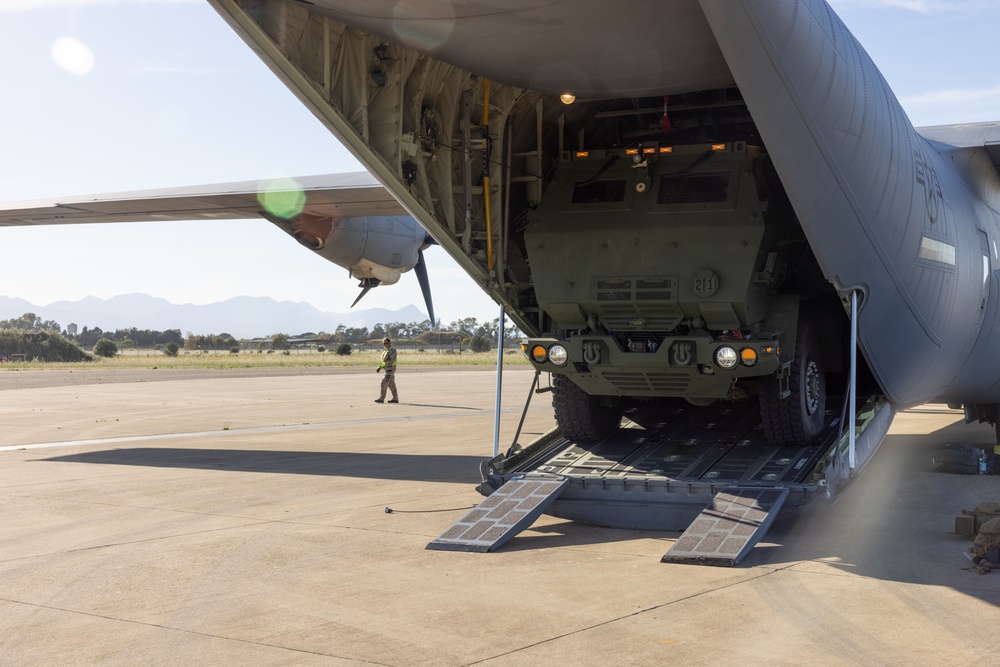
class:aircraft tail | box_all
[699,0,977,407]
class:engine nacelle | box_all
[289,215,424,280]
[350,259,402,285]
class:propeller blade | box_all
[415,249,436,326]
[351,284,374,309]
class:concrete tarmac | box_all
[2,366,1000,666]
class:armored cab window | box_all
[572,179,627,204]
[657,172,730,204]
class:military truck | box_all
[520,141,844,446]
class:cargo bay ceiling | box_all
[209,0,747,334]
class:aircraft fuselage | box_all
[208,0,1000,435]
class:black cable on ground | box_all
[384,505,476,514]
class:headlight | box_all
[548,344,569,366]
[715,346,738,369]
[530,345,548,363]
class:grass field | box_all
[0,348,530,371]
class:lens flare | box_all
[257,178,306,219]
[51,36,94,76]
[391,6,453,51]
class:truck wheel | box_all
[552,374,623,442]
[760,318,826,445]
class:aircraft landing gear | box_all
[552,374,623,442]
[760,317,827,446]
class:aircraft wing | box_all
[916,122,1000,168]
[0,171,407,227]
[916,122,1000,149]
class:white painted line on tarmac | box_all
[0,406,548,452]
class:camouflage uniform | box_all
[376,341,398,402]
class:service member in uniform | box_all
[374,337,399,403]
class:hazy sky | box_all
[1,0,998,326]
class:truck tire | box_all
[760,318,826,445]
[552,374,623,442]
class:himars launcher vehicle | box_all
[3,0,1000,562]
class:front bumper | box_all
[523,334,780,398]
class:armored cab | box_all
[522,141,841,445]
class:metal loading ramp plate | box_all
[661,486,789,566]
[426,475,568,553]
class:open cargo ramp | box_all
[426,474,568,552]
[475,394,893,551]
[661,486,789,566]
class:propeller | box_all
[349,250,434,327]
[346,231,436,326]
[414,249,436,327]
[351,279,379,308]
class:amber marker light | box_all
[531,345,548,363]
[642,147,656,154]
[740,348,758,367]
[625,148,639,155]
[575,151,590,158]
[659,146,673,153]
[711,143,726,151]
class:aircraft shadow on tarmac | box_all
[39,448,487,484]
[39,447,679,551]
[36,420,1000,603]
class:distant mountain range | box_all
[0,294,429,339]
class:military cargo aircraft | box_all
[2,0,999,560]
[0,173,436,326]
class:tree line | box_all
[294,316,521,346]
[0,312,524,358]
